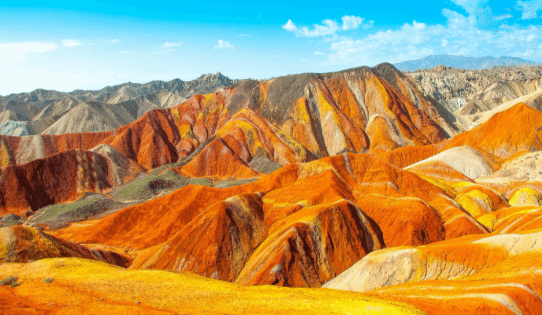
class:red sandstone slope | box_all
[442,103,542,157]
[375,102,542,170]
[0,64,464,217]
[52,153,466,287]
[0,64,457,172]
[0,149,142,215]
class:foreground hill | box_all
[0,257,424,314]
[325,228,542,314]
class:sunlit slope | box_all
[325,228,542,314]
[0,258,425,315]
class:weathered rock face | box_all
[0,149,141,215]
[405,64,542,125]
[0,73,240,136]
[0,63,461,206]
[0,225,130,267]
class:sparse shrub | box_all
[44,278,54,283]
[0,275,18,286]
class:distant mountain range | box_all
[394,54,540,71]
[0,72,239,136]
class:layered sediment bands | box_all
[179,138,262,179]
[406,64,542,114]
[0,225,130,267]
[131,193,267,281]
[53,153,458,287]
[0,149,135,215]
[478,206,542,233]
[324,229,542,315]
[235,200,384,287]
[0,63,457,173]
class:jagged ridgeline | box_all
[0,72,239,136]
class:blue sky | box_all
[1,0,542,95]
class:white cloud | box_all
[215,40,234,49]
[283,20,297,32]
[341,15,373,30]
[162,41,182,48]
[120,51,129,54]
[282,15,373,38]
[0,42,58,65]
[239,34,251,37]
[494,14,514,20]
[517,0,542,19]
[110,39,121,43]
[314,51,326,55]
[325,7,542,66]
[62,39,81,47]
[279,2,542,67]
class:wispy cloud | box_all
[120,50,129,54]
[282,15,373,38]
[215,40,234,49]
[494,14,514,20]
[239,34,251,37]
[110,39,121,43]
[62,39,81,47]
[162,41,182,48]
[151,49,175,55]
[0,42,58,64]
[314,51,326,55]
[285,4,542,67]
[516,0,542,19]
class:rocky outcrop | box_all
[405,64,542,118]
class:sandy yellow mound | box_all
[0,258,424,315]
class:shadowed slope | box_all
[0,149,141,215]
[0,225,129,267]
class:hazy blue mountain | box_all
[395,54,540,71]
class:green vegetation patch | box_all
[110,170,188,201]
[27,193,123,229]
